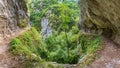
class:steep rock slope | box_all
[79,0,120,45]
[0,0,29,40]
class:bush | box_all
[9,27,48,67]
[77,34,102,67]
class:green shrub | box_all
[77,34,102,67]
[9,27,48,67]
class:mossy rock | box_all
[18,19,28,28]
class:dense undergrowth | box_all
[9,27,102,68]
[9,27,46,67]
[45,31,102,64]
[28,0,79,31]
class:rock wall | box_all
[41,17,52,39]
[0,0,29,39]
[79,0,120,45]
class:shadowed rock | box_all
[79,0,120,45]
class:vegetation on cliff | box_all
[1,0,120,68]
[9,0,102,68]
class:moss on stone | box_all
[18,19,28,28]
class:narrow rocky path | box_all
[0,41,17,68]
[86,38,120,68]
[0,27,30,68]
[61,64,77,68]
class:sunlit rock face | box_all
[79,0,120,45]
[0,0,29,39]
[41,17,52,39]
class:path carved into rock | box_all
[0,27,29,68]
[86,38,120,68]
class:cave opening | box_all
[101,28,115,40]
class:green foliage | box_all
[29,0,79,31]
[46,3,79,31]
[9,27,48,67]
[77,34,102,67]
[44,29,102,64]
[79,34,102,54]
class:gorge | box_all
[0,0,120,68]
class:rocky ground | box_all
[86,38,120,68]
[0,27,29,68]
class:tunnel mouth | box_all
[102,28,114,38]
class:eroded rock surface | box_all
[79,0,120,45]
[0,0,29,40]
[41,17,52,39]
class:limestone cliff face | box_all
[0,0,28,39]
[79,0,120,45]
